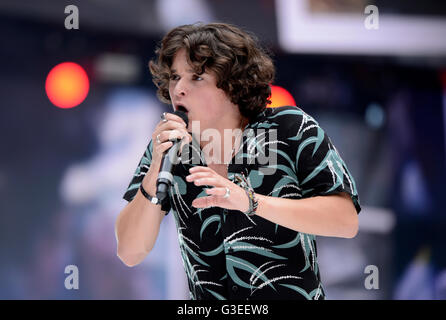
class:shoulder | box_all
[253,105,319,133]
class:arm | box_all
[254,191,358,238]
[115,163,166,267]
[116,112,192,267]
[187,167,359,239]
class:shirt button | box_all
[232,285,238,292]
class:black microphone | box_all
[156,110,189,202]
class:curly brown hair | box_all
[148,22,275,120]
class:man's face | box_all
[168,48,233,132]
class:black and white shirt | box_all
[123,106,361,300]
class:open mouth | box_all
[176,104,188,114]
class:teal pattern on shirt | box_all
[123,106,361,300]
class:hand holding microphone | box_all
[139,111,191,206]
[150,110,190,165]
[155,111,190,202]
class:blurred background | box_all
[1,0,445,300]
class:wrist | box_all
[237,186,250,213]
[139,182,161,205]
[242,189,258,216]
[234,173,258,216]
[143,168,159,194]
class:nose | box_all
[173,78,187,97]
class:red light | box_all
[45,62,89,109]
[268,85,296,108]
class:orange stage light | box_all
[45,62,89,109]
[268,85,296,108]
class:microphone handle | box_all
[156,138,182,201]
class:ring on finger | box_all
[156,134,161,144]
[223,187,230,199]
[161,112,168,123]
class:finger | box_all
[163,112,188,127]
[153,121,185,142]
[153,140,174,155]
[152,141,173,162]
[193,177,220,187]
[176,129,193,144]
[189,166,213,173]
[154,117,186,140]
[158,119,187,134]
[192,195,218,208]
[186,172,212,182]
[205,187,228,197]
[159,129,190,143]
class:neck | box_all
[200,115,248,165]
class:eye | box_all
[170,74,179,80]
[193,74,203,81]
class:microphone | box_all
[156,110,189,202]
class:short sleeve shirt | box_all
[123,106,361,300]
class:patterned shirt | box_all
[123,106,361,300]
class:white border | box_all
[276,0,446,56]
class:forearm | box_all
[115,166,164,266]
[186,166,358,238]
[254,192,358,238]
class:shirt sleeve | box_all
[122,139,171,214]
[286,111,361,214]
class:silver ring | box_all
[223,187,230,199]
[156,134,161,144]
[161,112,168,122]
